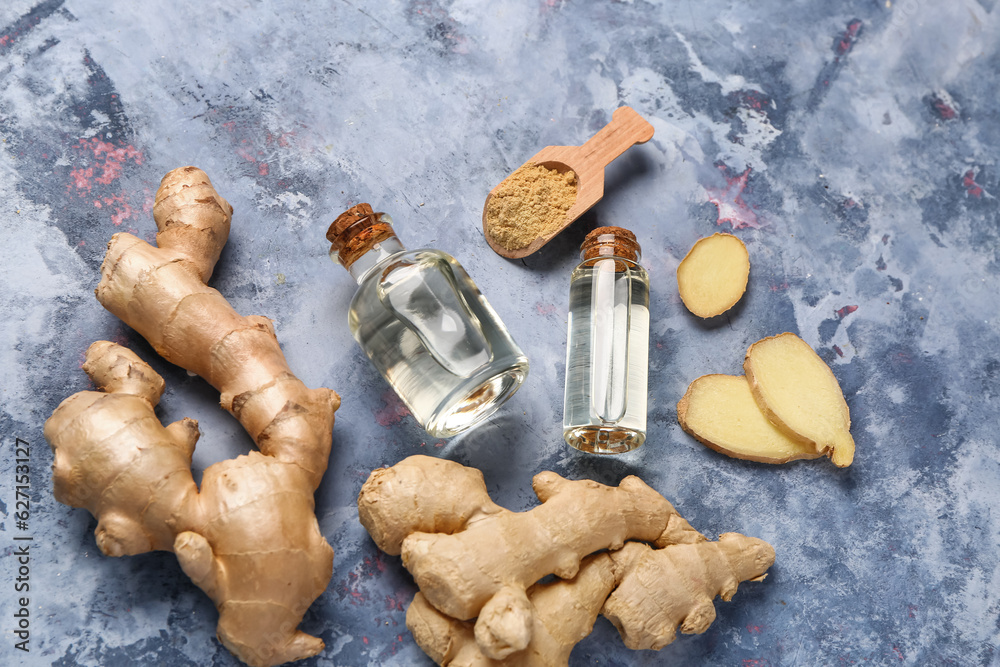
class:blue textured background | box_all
[1,1,998,665]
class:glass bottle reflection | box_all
[563,226,649,453]
[327,204,529,437]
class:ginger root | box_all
[603,536,774,650]
[359,456,703,623]
[678,332,854,467]
[44,167,340,667]
[405,552,618,666]
[358,455,774,665]
[676,233,750,318]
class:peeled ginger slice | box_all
[744,333,855,467]
[677,374,820,464]
[677,233,750,318]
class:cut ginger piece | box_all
[676,233,750,318]
[744,333,855,467]
[677,374,820,464]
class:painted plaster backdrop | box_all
[1,0,998,665]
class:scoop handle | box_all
[578,106,655,171]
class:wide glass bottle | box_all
[327,203,529,437]
[563,226,650,453]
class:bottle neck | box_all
[579,226,641,263]
[339,237,406,284]
[327,204,407,284]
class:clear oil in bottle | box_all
[563,227,649,453]
[328,204,529,437]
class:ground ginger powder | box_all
[485,163,577,251]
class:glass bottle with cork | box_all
[327,203,529,437]
[563,226,650,453]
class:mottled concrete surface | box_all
[1,0,999,665]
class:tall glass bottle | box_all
[563,227,650,453]
[327,203,529,437]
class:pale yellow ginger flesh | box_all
[358,455,774,666]
[44,167,341,667]
[745,333,855,467]
[676,233,750,318]
[677,374,820,464]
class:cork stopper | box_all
[580,226,641,263]
[327,203,396,269]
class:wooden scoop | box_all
[482,106,655,259]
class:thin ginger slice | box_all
[744,332,855,467]
[676,233,750,318]
[677,374,820,464]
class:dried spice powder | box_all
[485,163,577,251]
